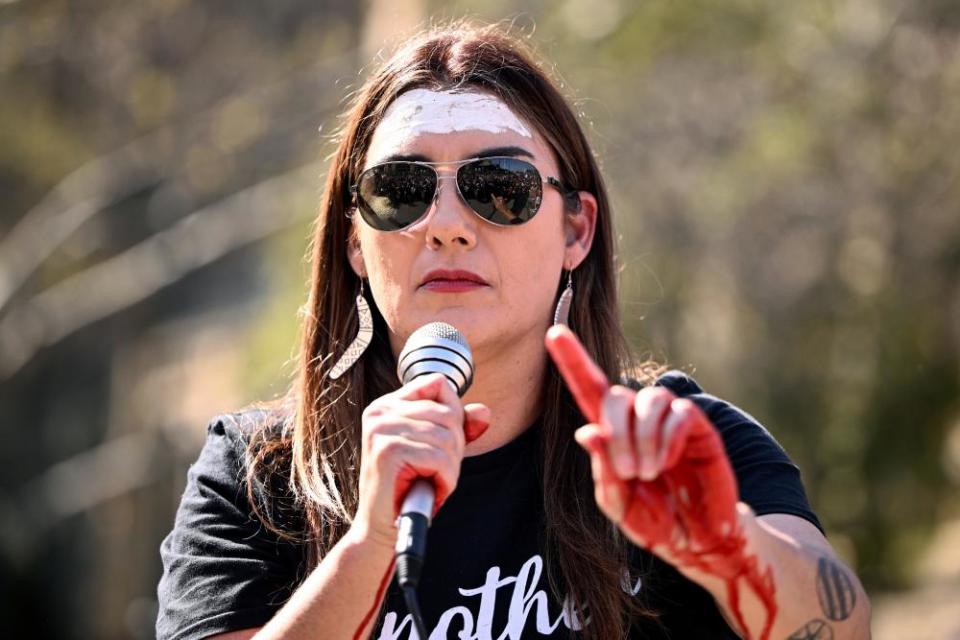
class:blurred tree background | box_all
[1,0,958,638]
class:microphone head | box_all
[397,322,474,397]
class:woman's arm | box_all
[251,374,488,640]
[202,526,394,640]
[673,510,871,639]
[236,524,395,640]
[545,325,871,640]
[161,374,489,640]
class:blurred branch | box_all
[0,163,319,381]
[0,46,356,316]
[0,141,163,314]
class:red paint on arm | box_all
[353,557,396,640]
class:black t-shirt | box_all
[157,372,822,639]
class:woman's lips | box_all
[420,279,488,293]
[419,269,489,293]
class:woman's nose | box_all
[420,176,478,249]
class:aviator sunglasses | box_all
[349,156,580,231]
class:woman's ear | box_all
[563,191,598,270]
[346,228,367,279]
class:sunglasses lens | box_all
[356,163,437,231]
[458,158,543,225]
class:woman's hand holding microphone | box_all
[352,373,491,549]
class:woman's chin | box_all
[391,311,481,348]
[423,312,483,341]
[390,307,547,357]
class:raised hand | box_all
[545,325,777,640]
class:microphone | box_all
[394,322,474,591]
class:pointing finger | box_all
[545,325,609,423]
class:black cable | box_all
[396,512,431,638]
[402,585,429,640]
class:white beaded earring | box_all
[553,270,574,326]
[329,279,374,379]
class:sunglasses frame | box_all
[348,156,580,231]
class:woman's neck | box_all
[460,326,548,456]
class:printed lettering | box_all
[620,568,642,596]
[379,610,415,640]
[459,565,516,640]
[374,554,640,640]
[502,555,562,638]
[431,605,474,639]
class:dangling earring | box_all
[553,269,574,326]
[329,279,374,379]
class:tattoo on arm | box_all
[815,556,857,621]
[786,618,833,639]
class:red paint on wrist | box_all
[353,556,396,640]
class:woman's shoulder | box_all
[196,401,305,532]
[621,369,824,531]
[184,405,292,499]
[618,368,704,397]
[618,369,768,436]
[159,406,305,640]
[204,400,294,448]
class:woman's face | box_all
[347,88,596,362]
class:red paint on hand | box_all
[392,464,446,518]
[389,382,491,519]
[548,326,778,640]
[464,404,491,444]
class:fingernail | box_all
[639,459,657,480]
[576,435,598,455]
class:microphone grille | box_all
[413,322,467,346]
[397,322,474,396]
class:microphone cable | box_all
[402,584,429,640]
[396,507,431,638]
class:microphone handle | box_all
[399,478,435,519]
[396,479,434,588]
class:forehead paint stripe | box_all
[376,89,534,140]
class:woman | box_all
[157,21,870,640]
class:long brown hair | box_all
[246,19,663,639]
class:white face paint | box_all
[369,89,533,158]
